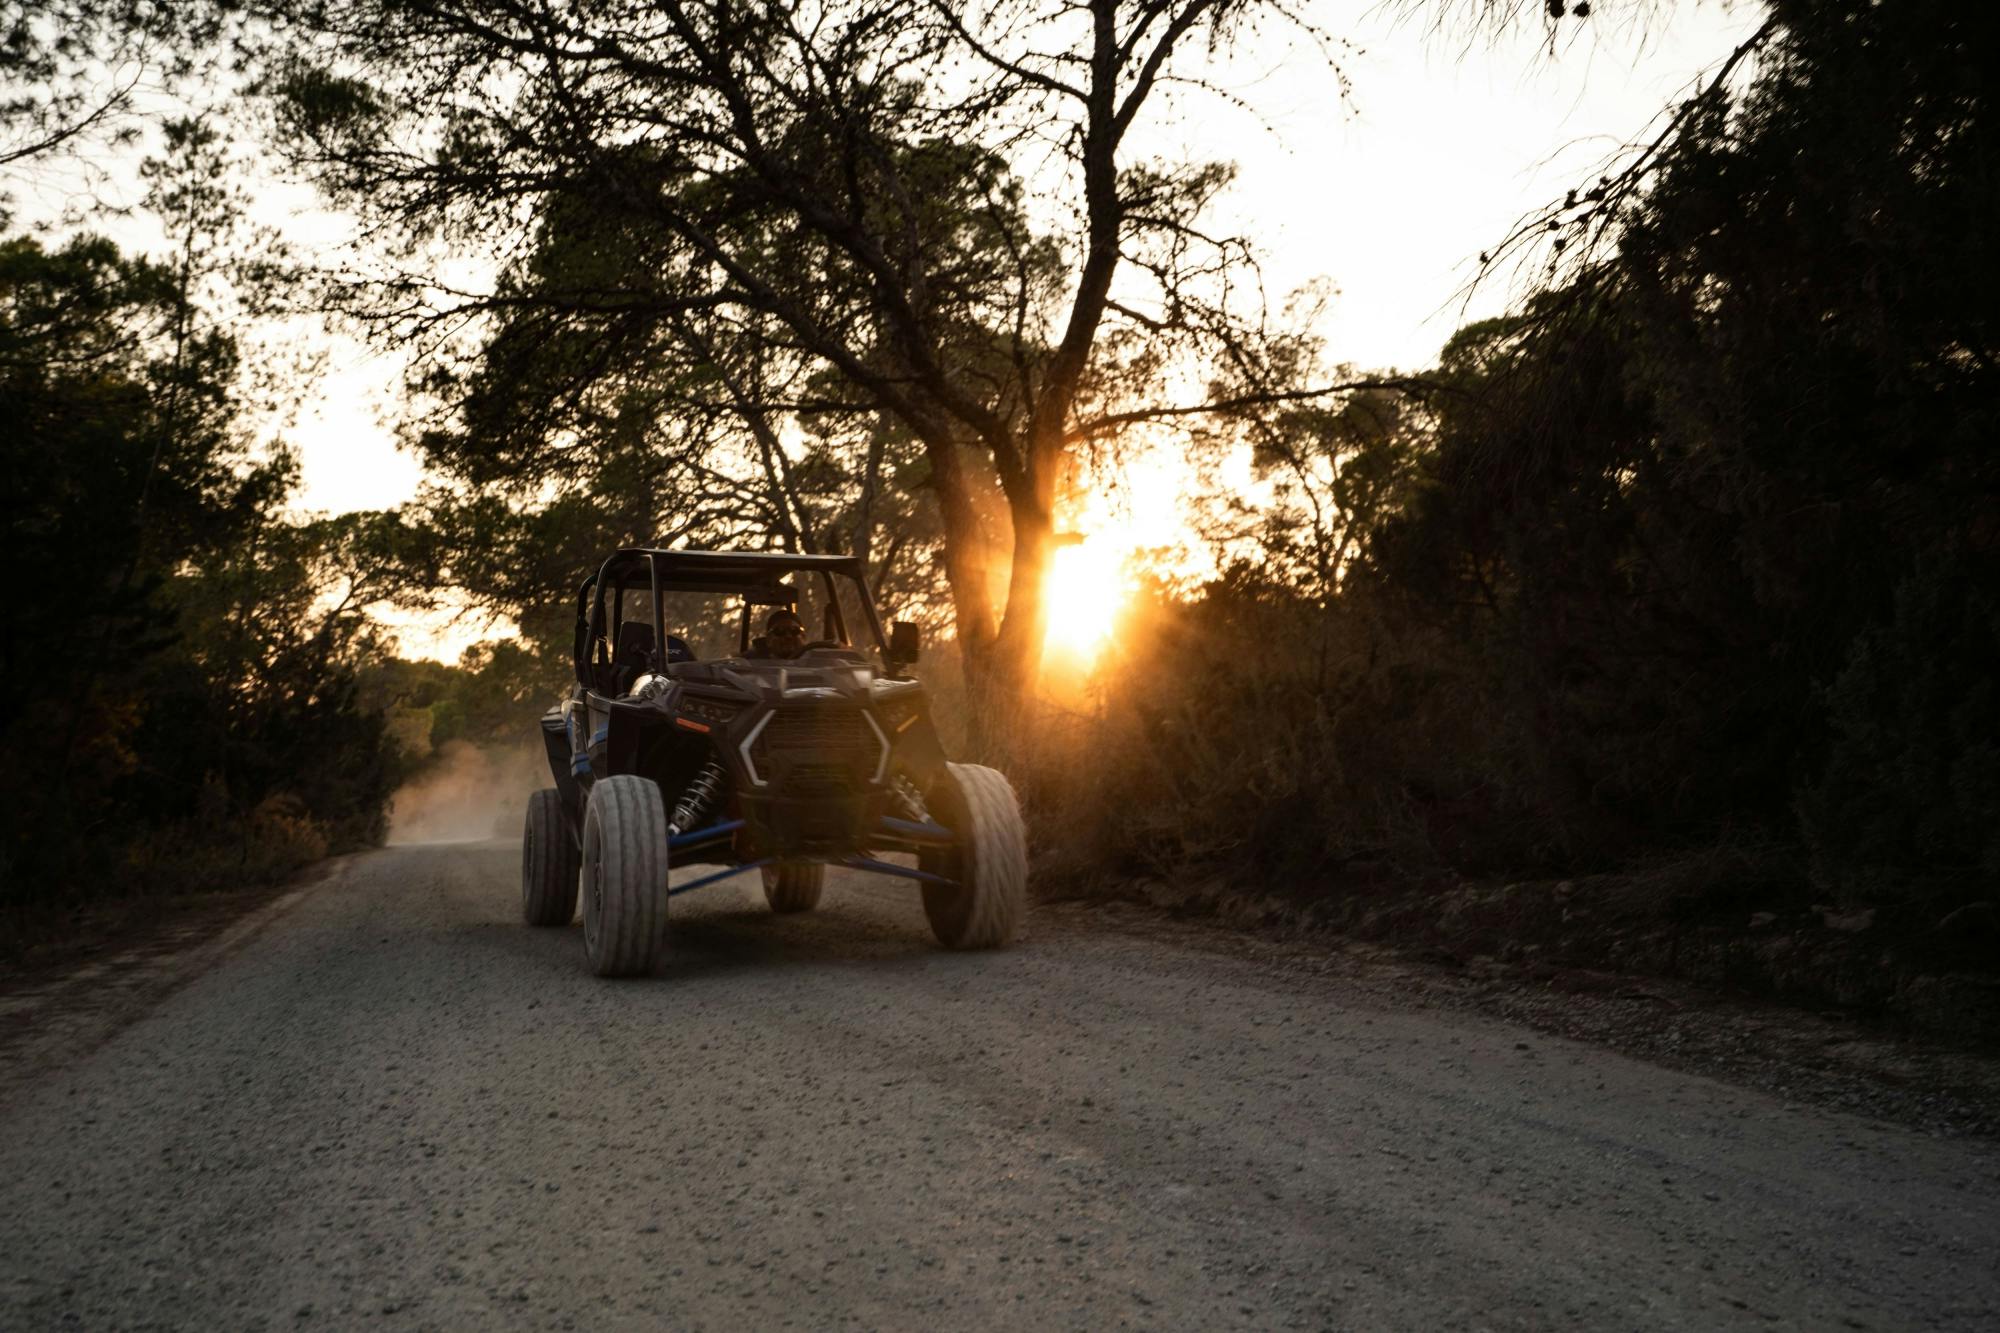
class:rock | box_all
[1899,973,2000,1042]
[1821,907,1875,933]
[1748,912,1778,930]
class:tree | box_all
[1,1,240,192]
[258,0,1366,713]
[1361,0,1999,881]
[1233,381,1434,607]
[0,115,400,911]
[379,180,958,672]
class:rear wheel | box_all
[917,763,1027,949]
[762,862,825,913]
[521,789,579,926]
[581,775,670,977]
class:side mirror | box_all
[888,620,921,671]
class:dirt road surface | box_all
[3,841,1996,1330]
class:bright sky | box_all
[1182,1,1767,369]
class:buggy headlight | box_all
[678,695,742,726]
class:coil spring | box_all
[890,774,928,823]
[670,759,727,836]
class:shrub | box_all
[1020,573,1605,896]
[1797,550,2000,910]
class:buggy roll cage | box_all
[572,548,892,683]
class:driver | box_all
[759,608,808,660]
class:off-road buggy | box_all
[523,548,1027,976]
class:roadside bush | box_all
[1021,571,1601,897]
[122,793,332,899]
[1797,551,2000,911]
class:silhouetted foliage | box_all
[0,209,398,926]
[1379,0,1998,892]
[1038,0,1998,950]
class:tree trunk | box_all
[948,431,1060,752]
[991,490,1054,706]
[922,433,1000,648]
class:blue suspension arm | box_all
[838,855,959,888]
[876,815,955,844]
[668,858,773,896]
[669,819,745,852]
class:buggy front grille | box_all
[764,707,868,753]
[787,763,854,796]
[743,705,887,787]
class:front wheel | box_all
[581,775,670,977]
[521,788,579,926]
[917,763,1027,949]
[762,862,825,913]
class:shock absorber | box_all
[669,759,727,837]
[889,773,929,823]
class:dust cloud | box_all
[387,742,547,845]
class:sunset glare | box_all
[1042,538,1131,667]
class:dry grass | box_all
[0,796,332,963]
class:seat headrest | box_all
[614,621,655,664]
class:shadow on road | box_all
[429,842,1002,984]
[660,906,943,980]
[456,903,951,984]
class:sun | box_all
[1042,537,1127,667]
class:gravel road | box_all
[3,840,1996,1330]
